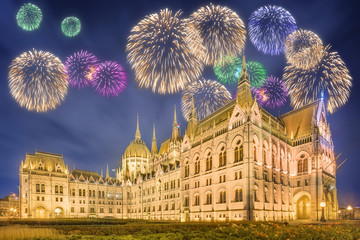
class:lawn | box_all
[0,219,359,239]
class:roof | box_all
[71,169,100,179]
[158,138,170,155]
[123,139,150,158]
[280,100,320,139]
[23,150,67,173]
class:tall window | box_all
[55,185,59,193]
[263,148,267,165]
[206,193,212,205]
[254,145,257,162]
[234,141,243,163]
[184,196,189,207]
[194,157,200,175]
[219,147,227,167]
[185,162,189,177]
[297,155,308,174]
[41,184,45,193]
[36,184,40,193]
[79,189,82,196]
[219,191,226,204]
[206,152,213,171]
[194,195,200,206]
[235,189,243,202]
[272,153,276,168]
[60,186,63,194]
[83,189,86,196]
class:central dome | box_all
[123,139,150,158]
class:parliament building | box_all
[19,58,338,221]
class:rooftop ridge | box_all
[35,151,63,157]
[198,99,237,124]
[280,100,320,118]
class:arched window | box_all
[194,157,200,175]
[184,196,189,207]
[71,189,75,196]
[297,154,309,174]
[263,148,267,165]
[206,192,212,205]
[219,191,226,204]
[272,153,276,168]
[60,186,63,194]
[206,152,212,171]
[36,184,40,193]
[235,189,243,202]
[41,184,45,193]
[93,190,95,197]
[297,159,303,173]
[219,146,227,167]
[185,161,189,177]
[83,189,86,196]
[234,140,243,163]
[79,189,82,196]
[89,190,92,197]
[254,145,257,162]
[194,195,200,206]
[55,185,59,194]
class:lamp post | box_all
[347,205,352,220]
[320,201,326,222]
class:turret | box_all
[135,114,141,141]
[106,164,109,179]
[186,97,197,140]
[172,105,180,141]
[151,123,158,155]
[236,55,253,111]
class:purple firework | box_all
[260,76,288,109]
[92,61,127,97]
[251,87,266,107]
[65,50,100,89]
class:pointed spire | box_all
[151,123,158,155]
[172,105,179,140]
[239,54,249,83]
[190,96,196,119]
[186,96,197,140]
[236,54,253,110]
[100,169,103,178]
[135,114,141,140]
[106,164,109,179]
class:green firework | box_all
[214,56,242,85]
[61,17,81,37]
[235,61,267,87]
[16,3,42,31]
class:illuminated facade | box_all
[19,58,338,221]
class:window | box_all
[219,174,226,183]
[234,141,243,163]
[117,208,121,213]
[195,181,200,188]
[235,189,243,202]
[272,153,276,168]
[263,148,267,165]
[219,191,226,204]
[41,184,45,193]
[206,178,212,186]
[185,183,189,190]
[55,185,59,194]
[79,189,82,196]
[71,189,75,196]
[305,179,309,186]
[60,186,63,194]
[184,196,189,207]
[36,184,40,193]
[194,195,200,206]
[254,144,257,162]
[100,208,104,213]
[206,152,212,171]
[194,157,200,174]
[171,202,175,210]
[206,193,212,205]
[71,207,74,213]
[83,189,86,197]
[165,203,168,211]
[109,208,112,213]
[89,190,92,197]
[80,207,85,213]
[219,147,227,167]
[235,171,242,180]
[297,155,308,174]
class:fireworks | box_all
[65,50,100,89]
[214,56,241,85]
[181,79,232,120]
[92,61,127,97]
[8,49,68,112]
[235,61,267,87]
[16,3,42,31]
[249,5,297,55]
[255,76,288,109]
[61,17,81,37]
[126,9,203,94]
[188,4,246,65]
[285,29,324,69]
[283,46,352,114]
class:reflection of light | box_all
[55,208,62,214]
[10,208,13,211]
[320,201,326,207]
[14,209,16,212]
[306,203,310,207]
[347,205,352,211]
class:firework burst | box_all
[283,46,352,113]
[235,61,267,87]
[181,79,232,120]
[92,61,127,97]
[126,9,203,94]
[214,56,242,85]
[249,5,297,55]
[16,3,42,31]
[61,17,81,37]
[65,50,100,89]
[188,4,246,65]
[285,29,324,69]
[256,76,288,109]
[8,49,68,112]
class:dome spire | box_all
[135,114,141,140]
[151,123,158,155]
[172,105,179,140]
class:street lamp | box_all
[320,201,326,222]
[347,205,352,220]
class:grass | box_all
[0,219,359,239]
[0,225,60,240]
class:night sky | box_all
[0,0,359,207]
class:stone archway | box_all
[296,195,311,219]
[54,207,64,218]
[35,207,46,218]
